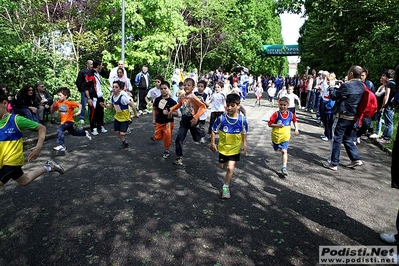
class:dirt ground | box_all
[0,93,396,266]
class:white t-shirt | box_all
[146,87,161,101]
[286,93,300,108]
[210,92,226,112]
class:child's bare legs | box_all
[218,160,237,185]
[116,131,128,148]
[281,149,288,168]
[15,168,47,186]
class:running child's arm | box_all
[168,98,183,118]
[210,131,217,152]
[293,121,299,135]
[100,102,113,109]
[128,101,139,118]
[267,112,284,128]
[241,133,247,156]
[190,97,206,127]
[27,124,46,162]
[73,103,82,117]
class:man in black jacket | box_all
[323,65,364,171]
[75,60,93,124]
[134,65,150,115]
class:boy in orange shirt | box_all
[51,88,92,152]
[168,78,206,165]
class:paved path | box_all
[0,93,396,265]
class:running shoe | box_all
[85,131,92,140]
[162,150,170,159]
[100,126,108,133]
[173,157,183,165]
[53,145,66,152]
[346,160,363,168]
[281,167,288,176]
[120,142,129,149]
[322,162,337,171]
[222,186,231,199]
[45,160,65,174]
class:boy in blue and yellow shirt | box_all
[0,90,64,190]
[210,94,248,199]
[268,96,299,177]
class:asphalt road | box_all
[0,93,396,266]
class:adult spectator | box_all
[75,59,93,124]
[379,64,399,246]
[135,65,150,115]
[323,65,364,171]
[84,60,107,136]
[355,69,376,143]
[369,74,387,139]
[113,68,132,93]
[35,82,58,124]
[108,60,127,87]
[12,84,40,123]
[305,69,317,113]
[377,69,396,144]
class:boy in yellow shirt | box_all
[0,90,64,190]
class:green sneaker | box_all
[222,186,231,199]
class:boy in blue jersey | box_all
[0,90,64,190]
[210,94,248,199]
[268,96,299,177]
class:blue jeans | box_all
[175,116,204,157]
[375,112,383,136]
[240,85,247,100]
[57,122,86,146]
[306,90,315,110]
[382,106,394,140]
[13,107,40,122]
[80,91,87,120]
[330,118,361,166]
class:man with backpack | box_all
[378,69,396,144]
[323,65,365,171]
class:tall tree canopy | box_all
[277,0,399,82]
[0,0,287,98]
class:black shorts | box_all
[218,153,240,163]
[114,120,129,133]
[0,165,24,184]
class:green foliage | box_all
[277,0,399,82]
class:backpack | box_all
[357,83,378,126]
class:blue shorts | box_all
[114,120,129,133]
[272,141,289,151]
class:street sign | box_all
[259,44,299,57]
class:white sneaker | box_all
[85,130,92,140]
[53,145,66,152]
[138,110,143,115]
[321,136,329,141]
[79,119,85,124]
[369,133,379,139]
[380,233,398,244]
[200,137,205,144]
[92,128,99,135]
[100,126,108,133]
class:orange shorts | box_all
[154,122,174,150]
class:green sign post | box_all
[259,44,299,57]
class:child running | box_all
[210,94,248,199]
[286,85,301,114]
[151,81,178,158]
[208,81,226,137]
[168,78,207,166]
[51,87,92,152]
[102,80,139,149]
[0,90,64,190]
[254,81,264,107]
[194,80,210,144]
[268,96,299,177]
